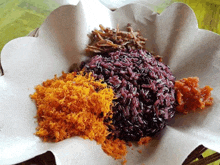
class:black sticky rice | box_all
[81,49,176,141]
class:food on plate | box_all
[86,24,147,54]
[31,71,128,159]
[31,24,213,162]
[30,72,114,142]
[174,77,213,114]
[138,136,152,146]
[102,138,127,159]
[82,48,176,141]
[122,159,127,165]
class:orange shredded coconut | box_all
[30,71,127,159]
[127,142,132,147]
[174,77,213,114]
[121,159,127,165]
[138,137,152,146]
[102,138,127,160]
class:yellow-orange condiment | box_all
[31,71,127,159]
[138,136,152,146]
[175,77,213,114]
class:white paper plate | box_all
[1,0,220,164]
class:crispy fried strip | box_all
[86,24,148,54]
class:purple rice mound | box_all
[81,49,176,141]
